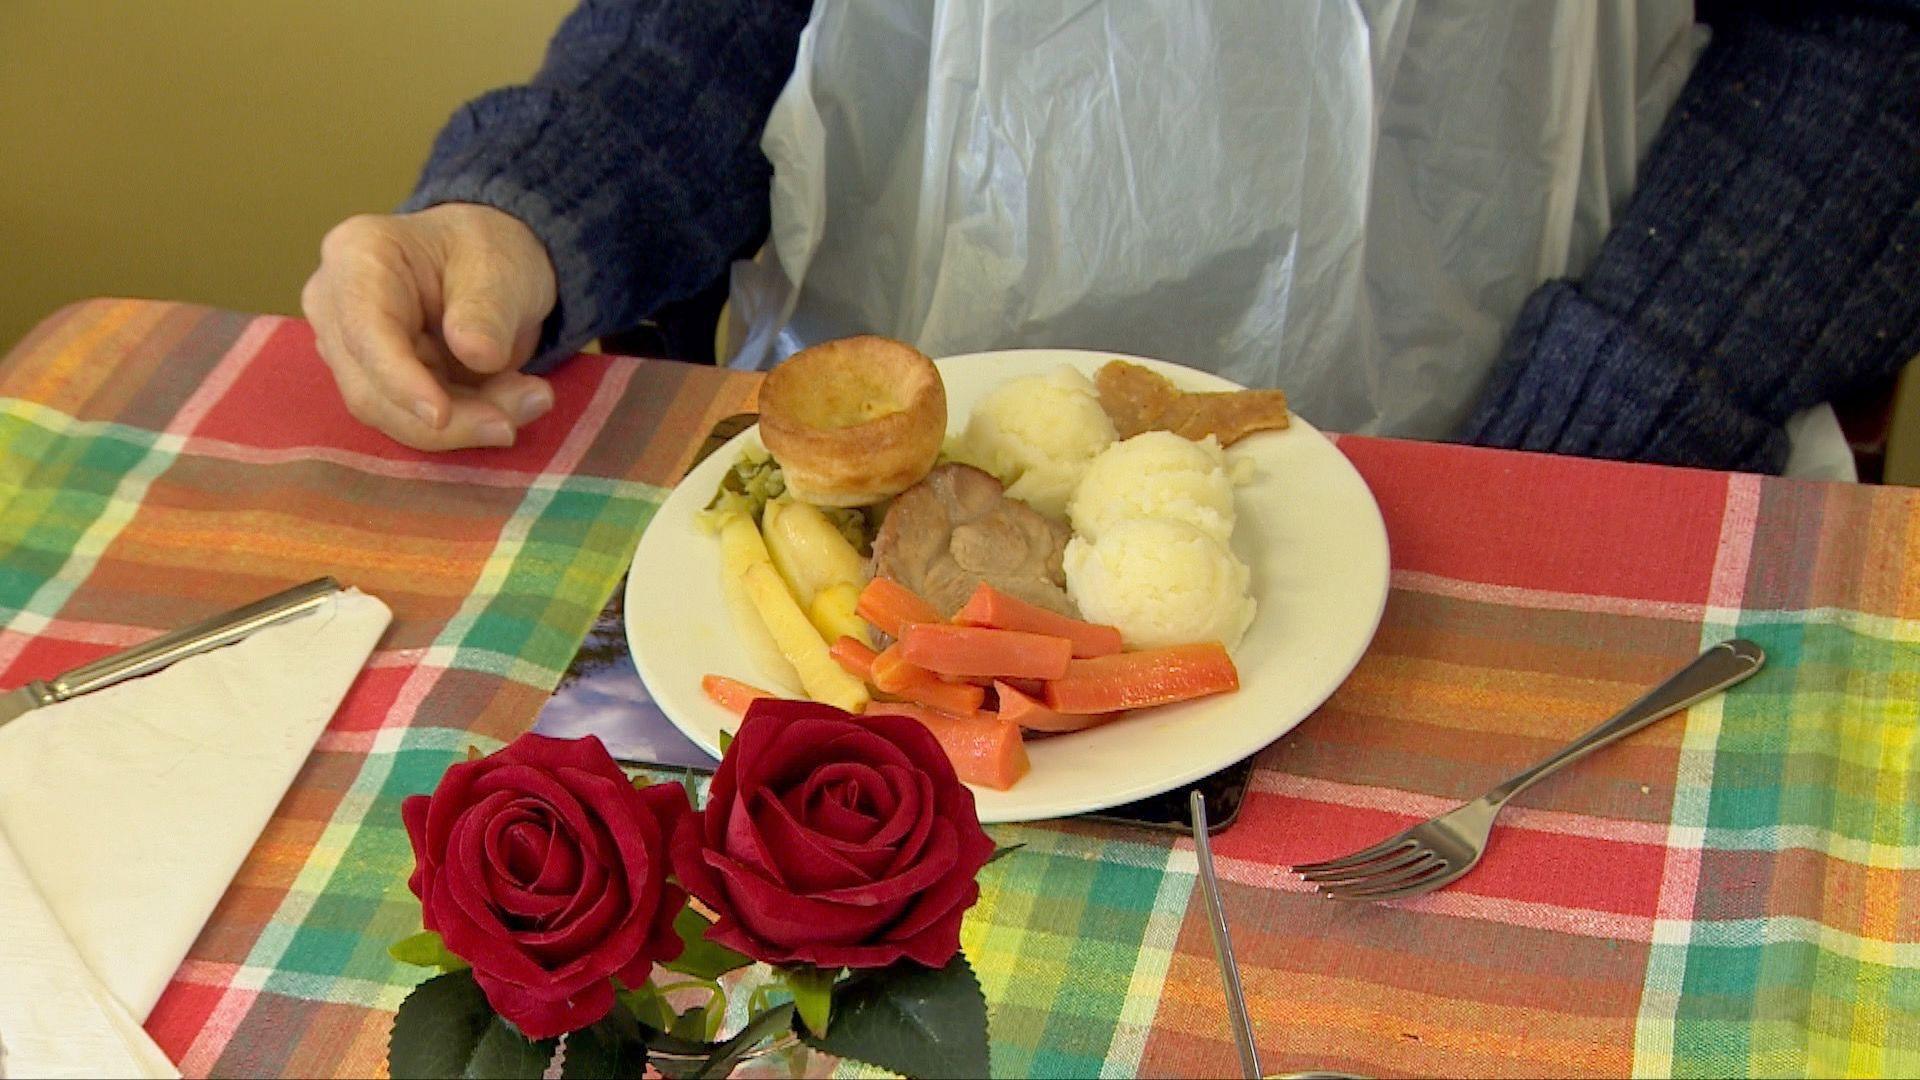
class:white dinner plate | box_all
[625,349,1390,824]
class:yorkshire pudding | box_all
[759,336,947,507]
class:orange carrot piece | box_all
[993,680,1121,733]
[898,624,1073,681]
[855,577,942,639]
[996,676,1048,699]
[953,583,1124,658]
[862,702,1030,790]
[869,642,925,693]
[871,642,987,715]
[1043,642,1240,713]
[701,674,776,716]
[897,675,987,716]
[829,636,879,682]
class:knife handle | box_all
[50,577,343,702]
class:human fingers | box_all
[328,349,520,452]
[426,205,557,377]
[314,215,456,429]
[472,369,556,429]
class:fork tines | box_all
[1293,834,1462,901]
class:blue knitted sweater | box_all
[406,1,1920,474]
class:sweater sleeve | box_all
[1459,8,1920,473]
[400,0,812,372]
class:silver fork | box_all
[1294,639,1765,902]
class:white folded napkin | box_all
[0,588,390,1078]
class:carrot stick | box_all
[855,577,942,639]
[898,676,987,717]
[952,583,1124,658]
[898,624,1073,681]
[1043,642,1240,713]
[701,674,776,716]
[862,702,1030,790]
[869,642,926,693]
[872,642,987,715]
[829,635,879,682]
[996,676,1048,699]
[993,680,1121,733]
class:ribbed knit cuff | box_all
[403,86,653,373]
[1576,12,1920,420]
[399,0,808,373]
[1462,8,1920,473]
[1461,281,1790,472]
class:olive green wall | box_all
[0,0,578,352]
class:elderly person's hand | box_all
[301,203,558,450]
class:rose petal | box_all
[517,871,628,966]
[789,787,879,846]
[472,765,609,865]
[421,757,491,872]
[798,760,898,823]
[808,817,958,906]
[473,965,615,1042]
[614,879,687,990]
[756,718,905,790]
[876,837,975,942]
[873,765,935,873]
[517,768,660,953]
[890,890,974,967]
[500,818,550,881]
[722,787,780,879]
[533,821,583,893]
[850,711,957,774]
[750,789,875,892]
[434,803,553,987]
[703,850,906,952]
[481,803,547,882]
[673,803,723,904]
[495,732,632,790]
[402,794,435,909]
[791,762,888,843]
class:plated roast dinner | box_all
[694,335,1291,791]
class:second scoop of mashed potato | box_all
[1070,431,1236,543]
[953,367,1115,519]
[1064,517,1256,650]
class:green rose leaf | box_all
[616,982,677,1033]
[640,1001,794,1080]
[388,930,469,973]
[697,1001,795,1079]
[984,843,1025,866]
[560,1002,649,1079]
[718,728,735,754]
[669,999,722,1043]
[779,964,840,1037]
[801,954,989,1079]
[663,906,753,980]
[389,970,558,1079]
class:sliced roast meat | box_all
[870,463,1075,618]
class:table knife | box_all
[0,576,342,726]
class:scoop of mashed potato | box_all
[953,367,1115,518]
[1070,431,1235,543]
[1064,517,1255,650]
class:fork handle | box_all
[1484,639,1765,806]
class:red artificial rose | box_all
[401,733,692,1040]
[672,698,996,969]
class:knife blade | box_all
[0,576,343,727]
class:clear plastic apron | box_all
[727,0,1852,478]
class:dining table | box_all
[1,296,1916,1079]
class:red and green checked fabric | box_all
[3,299,1916,1078]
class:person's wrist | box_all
[414,202,558,312]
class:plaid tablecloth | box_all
[2,299,1915,1078]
